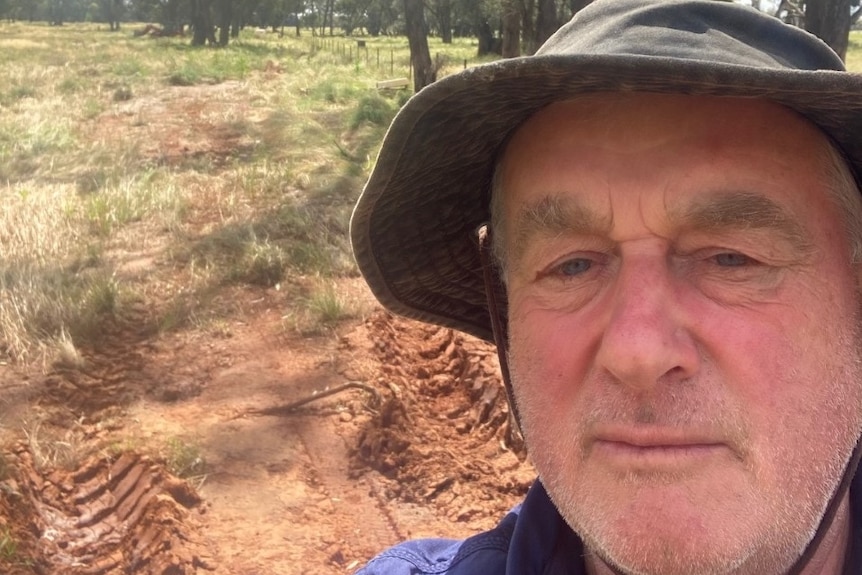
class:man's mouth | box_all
[590,426,731,471]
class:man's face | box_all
[501,93,862,575]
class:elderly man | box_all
[349,1,862,573]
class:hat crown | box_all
[539,0,845,72]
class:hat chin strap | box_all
[477,225,861,575]
[478,226,521,438]
[793,435,862,575]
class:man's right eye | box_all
[556,258,593,277]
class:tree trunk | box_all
[230,11,240,38]
[216,0,231,46]
[502,0,521,58]
[190,0,215,45]
[162,0,180,35]
[518,0,535,54]
[325,0,334,35]
[476,19,498,55]
[404,0,435,91]
[805,0,852,60]
[776,0,805,26]
[568,0,593,19]
[535,0,557,48]
[49,0,65,25]
[439,0,452,43]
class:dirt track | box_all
[0,285,535,574]
[0,62,535,574]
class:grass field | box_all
[2,22,862,367]
[0,22,492,366]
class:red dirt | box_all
[0,79,535,574]
[0,294,534,574]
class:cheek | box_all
[508,305,599,402]
[693,283,862,475]
[507,303,605,461]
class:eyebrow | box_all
[509,191,814,261]
[674,191,814,254]
[511,196,611,262]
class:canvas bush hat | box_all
[350,0,862,343]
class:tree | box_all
[48,0,67,24]
[190,0,216,44]
[404,0,435,90]
[99,0,123,30]
[804,0,862,60]
[501,0,520,57]
[568,0,592,20]
[162,0,186,34]
[534,0,557,47]
[428,0,453,42]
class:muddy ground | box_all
[0,286,536,574]
[0,74,536,574]
[0,79,533,575]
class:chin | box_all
[546,476,785,575]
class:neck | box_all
[797,494,852,575]
[584,494,852,575]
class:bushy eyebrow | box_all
[509,191,815,262]
[511,196,611,262]
[674,191,815,254]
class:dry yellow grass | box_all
[0,22,485,365]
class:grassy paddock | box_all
[3,23,858,366]
[0,22,488,365]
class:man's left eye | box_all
[713,252,753,267]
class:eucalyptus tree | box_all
[803,0,862,59]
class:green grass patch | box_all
[165,437,206,480]
[350,93,395,129]
[0,23,493,363]
[283,279,359,334]
[0,527,19,562]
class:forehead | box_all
[503,93,830,159]
[497,93,843,230]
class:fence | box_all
[308,34,469,83]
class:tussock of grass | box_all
[82,172,185,236]
[350,93,394,129]
[183,206,341,287]
[283,280,358,334]
[22,418,89,471]
[0,174,183,363]
[165,437,206,480]
[0,527,19,561]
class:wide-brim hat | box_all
[350,0,862,342]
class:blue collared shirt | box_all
[357,478,862,575]
[356,481,585,575]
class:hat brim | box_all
[350,54,862,342]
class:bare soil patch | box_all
[0,66,534,574]
[1,294,533,574]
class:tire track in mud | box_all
[0,446,212,575]
[291,413,403,568]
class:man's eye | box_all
[557,258,593,276]
[713,252,753,267]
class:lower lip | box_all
[592,441,728,470]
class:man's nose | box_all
[594,257,700,391]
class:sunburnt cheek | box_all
[510,307,601,385]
